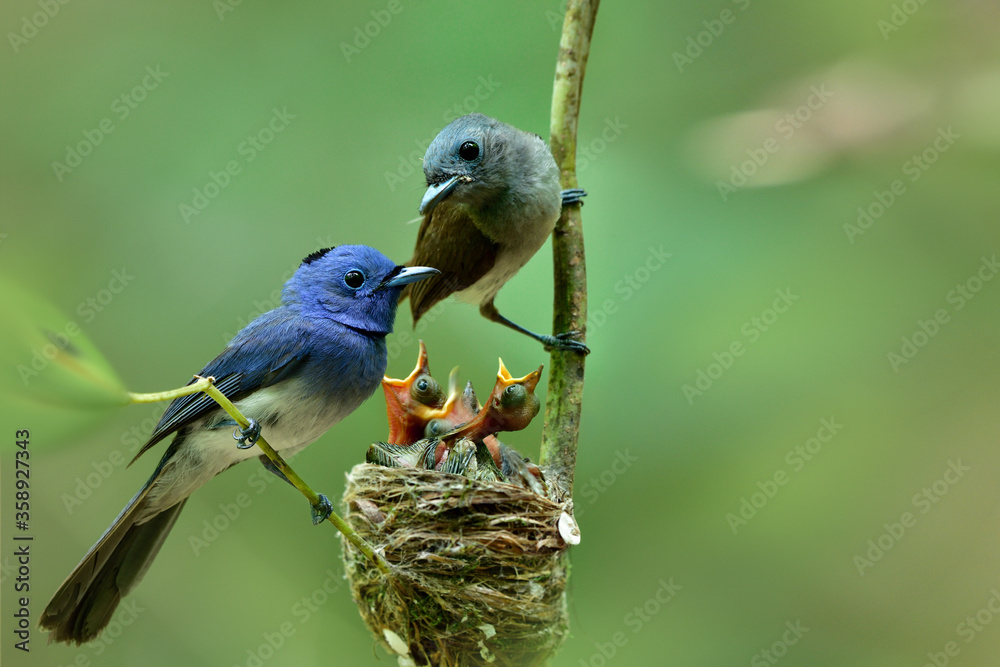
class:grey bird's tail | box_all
[39,472,185,645]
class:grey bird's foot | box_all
[542,331,591,355]
[560,188,587,206]
[234,418,261,449]
[480,301,591,355]
[311,494,333,525]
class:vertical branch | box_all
[540,0,600,500]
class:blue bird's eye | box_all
[458,141,479,161]
[344,270,365,289]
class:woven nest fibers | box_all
[341,463,574,666]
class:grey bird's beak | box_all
[380,265,440,289]
[419,175,463,215]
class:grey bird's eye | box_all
[458,141,479,161]
[344,270,365,289]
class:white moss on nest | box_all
[342,463,574,666]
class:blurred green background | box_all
[3,1,1000,665]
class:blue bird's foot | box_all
[560,188,587,206]
[311,494,333,525]
[233,418,261,449]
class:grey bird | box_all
[401,113,588,353]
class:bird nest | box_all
[341,463,574,666]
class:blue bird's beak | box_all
[419,175,465,215]
[380,265,440,290]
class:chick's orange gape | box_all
[368,341,546,495]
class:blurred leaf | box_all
[0,278,130,421]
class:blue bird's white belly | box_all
[135,376,362,523]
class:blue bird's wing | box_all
[129,314,311,464]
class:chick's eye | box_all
[500,384,526,407]
[425,419,448,438]
[410,375,442,405]
[458,141,479,161]
[344,270,365,289]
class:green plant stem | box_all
[130,376,391,575]
[540,0,600,501]
[127,376,216,404]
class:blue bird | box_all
[39,245,437,645]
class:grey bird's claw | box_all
[560,188,587,206]
[480,301,590,355]
[234,418,261,449]
[542,331,590,355]
[311,494,333,525]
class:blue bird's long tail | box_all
[39,466,185,645]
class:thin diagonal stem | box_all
[130,376,391,575]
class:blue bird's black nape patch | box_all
[301,247,337,266]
